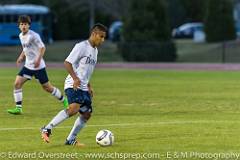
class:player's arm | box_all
[65,43,83,90]
[34,46,45,68]
[16,50,25,67]
[64,61,80,90]
[33,33,45,68]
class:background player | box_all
[7,15,68,115]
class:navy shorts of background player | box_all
[18,66,49,84]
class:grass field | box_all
[1,68,240,159]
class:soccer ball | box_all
[96,129,114,146]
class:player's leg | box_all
[41,88,88,143]
[35,68,68,108]
[8,67,31,114]
[41,103,80,143]
[65,91,92,146]
[65,111,91,147]
[44,103,80,130]
[41,82,68,108]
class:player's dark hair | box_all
[18,15,31,25]
[91,23,107,33]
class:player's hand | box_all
[73,78,81,90]
[34,59,41,68]
[16,57,23,67]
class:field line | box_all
[0,120,237,131]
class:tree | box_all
[205,0,236,42]
[119,0,177,62]
[165,0,207,29]
[123,0,171,42]
[165,0,186,29]
[181,0,207,22]
[4,0,127,40]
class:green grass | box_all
[1,68,240,159]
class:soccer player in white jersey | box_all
[7,15,68,115]
[41,23,107,146]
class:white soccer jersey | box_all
[64,40,98,91]
[19,30,45,70]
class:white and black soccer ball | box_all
[96,129,114,146]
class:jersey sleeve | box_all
[33,33,45,48]
[19,33,23,46]
[65,43,84,64]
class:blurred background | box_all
[1,0,240,63]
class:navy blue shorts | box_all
[65,88,92,113]
[18,67,49,84]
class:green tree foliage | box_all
[48,0,121,40]
[9,0,123,40]
[49,1,114,40]
[120,0,177,62]
[205,0,236,42]
[165,0,207,29]
[165,0,186,29]
[123,0,171,42]
[48,0,74,40]
[181,0,207,22]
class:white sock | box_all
[66,116,86,141]
[51,87,64,102]
[46,110,69,129]
[14,89,22,108]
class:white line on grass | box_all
[0,120,238,131]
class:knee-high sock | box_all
[51,87,64,102]
[14,89,22,108]
[66,116,86,141]
[46,110,69,129]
